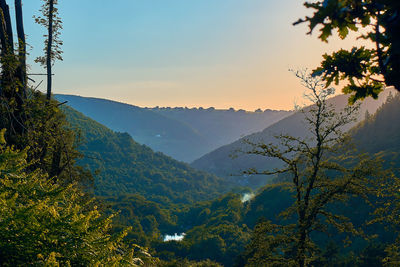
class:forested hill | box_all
[62,106,229,205]
[351,92,400,160]
[55,94,291,162]
[191,90,395,187]
[56,95,205,162]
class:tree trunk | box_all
[0,4,7,57]
[297,230,307,267]
[0,0,14,100]
[14,0,26,98]
[0,0,13,52]
[0,0,25,137]
[46,0,54,101]
[0,6,6,96]
[49,143,62,179]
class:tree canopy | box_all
[296,0,400,103]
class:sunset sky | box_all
[22,0,360,111]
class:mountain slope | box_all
[56,94,291,162]
[150,107,292,158]
[62,106,228,205]
[56,94,207,162]
[191,90,394,187]
[351,92,400,160]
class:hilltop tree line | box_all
[149,106,285,113]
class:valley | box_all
[58,89,400,266]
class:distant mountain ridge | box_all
[191,90,395,188]
[149,106,291,155]
[55,94,292,162]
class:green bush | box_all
[0,129,151,266]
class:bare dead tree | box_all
[35,0,63,101]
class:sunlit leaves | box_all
[0,131,150,266]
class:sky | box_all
[20,0,360,111]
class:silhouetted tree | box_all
[243,71,387,266]
[295,0,400,103]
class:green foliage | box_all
[150,193,251,266]
[243,220,299,267]
[179,193,243,227]
[242,185,293,228]
[1,92,92,185]
[0,130,151,266]
[183,223,250,266]
[296,0,400,101]
[368,157,400,265]
[103,194,177,247]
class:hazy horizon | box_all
[23,0,365,110]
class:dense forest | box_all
[1,0,400,266]
[62,106,231,205]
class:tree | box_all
[20,93,92,184]
[35,0,63,101]
[15,0,27,93]
[295,0,400,103]
[242,71,386,266]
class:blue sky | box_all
[20,0,357,110]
